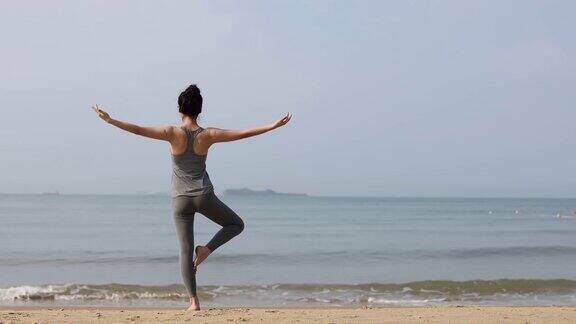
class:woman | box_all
[92,84,291,310]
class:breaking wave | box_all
[2,279,576,307]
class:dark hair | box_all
[178,84,203,118]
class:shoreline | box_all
[1,306,575,323]
[2,304,576,309]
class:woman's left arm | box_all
[92,105,176,142]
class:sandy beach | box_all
[1,306,575,323]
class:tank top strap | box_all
[179,126,203,135]
[194,127,204,136]
[190,127,204,142]
[180,126,204,152]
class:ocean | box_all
[1,194,576,308]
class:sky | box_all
[0,1,574,197]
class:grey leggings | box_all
[172,192,245,297]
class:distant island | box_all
[222,188,308,197]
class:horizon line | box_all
[1,192,575,200]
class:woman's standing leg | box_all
[195,192,245,266]
[172,196,199,310]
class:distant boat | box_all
[222,188,308,197]
[41,191,61,196]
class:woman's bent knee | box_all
[234,219,245,235]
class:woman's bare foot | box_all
[187,296,200,311]
[194,245,212,268]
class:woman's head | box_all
[178,84,203,118]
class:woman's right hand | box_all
[272,113,292,129]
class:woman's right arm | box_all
[194,113,292,154]
[205,113,292,144]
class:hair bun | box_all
[185,84,200,96]
[178,84,203,118]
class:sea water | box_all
[1,194,576,307]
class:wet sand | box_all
[1,306,575,323]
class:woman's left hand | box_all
[92,104,112,123]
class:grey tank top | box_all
[171,127,214,197]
